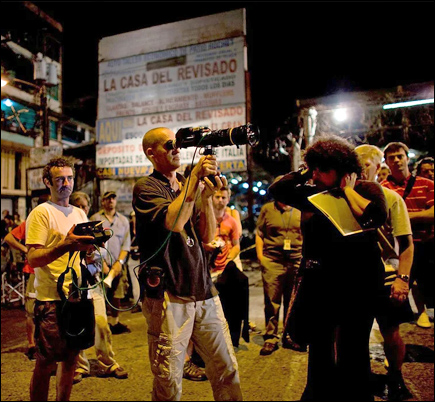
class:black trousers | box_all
[301,312,375,401]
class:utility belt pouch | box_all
[138,264,166,299]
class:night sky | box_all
[18,2,435,134]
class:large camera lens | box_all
[176,124,260,149]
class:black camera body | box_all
[175,124,260,185]
[73,221,112,245]
[175,124,260,150]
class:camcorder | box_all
[73,221,113,245]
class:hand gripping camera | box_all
[171,124,260,184]
[73,221,113,245]
[174,123,260,150]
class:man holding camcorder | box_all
[26,157,94,401]
[133,127,243,401]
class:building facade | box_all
[1,2,95,219]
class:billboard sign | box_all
[97,10,247,179]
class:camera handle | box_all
[203,146,219,186]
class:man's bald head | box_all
[142,127,180,172]
[142,128,174,160]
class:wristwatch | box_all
[397,274,410,283]
[116,259,126,265]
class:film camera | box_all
[73,221,112,245]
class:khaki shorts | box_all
[24,273,36,319]
[34,300,80,363]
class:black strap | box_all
[402,175,417,201]
[57,251,90,301]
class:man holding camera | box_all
[133,127,243,401]
[26,157,94,401]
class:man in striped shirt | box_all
[382,142,434,329]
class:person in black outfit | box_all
[269,135,388,401]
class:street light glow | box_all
[333,108,348,122]
[383,99,434,110]
[1,78,9,87]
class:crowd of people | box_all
[0,130,433,401]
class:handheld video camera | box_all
[73,221,113,245]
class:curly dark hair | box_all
[304,135,362,177]
[42,156,76,186]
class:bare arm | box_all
[27,225,93,268]
[342,174,371,217]
[4,232,28,254]
[198,192,217,244]
[165,155,218,233]
[226,239,241,264]
[111,250,130,276]
[255,233,264,262]
[391,234,414,303]
[409,206,434,224]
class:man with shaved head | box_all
[133,127,243,401]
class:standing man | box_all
[4,221,37,361]
[25,157,94,401]
[415,156,434,181]
[269,136,387,401]
[90,191,131,334]
[70,192,128,383]
[4,193,50,362]
[382,142,434,329]
[255,191,303,356]
[205,186,241,278]
[133,127,243,401]
[377,164,392,184]
[207,186,249,348]
[355,145,414,400]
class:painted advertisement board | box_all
[97,10,247,179]
[98,37,245,120]
[96,104,247,178]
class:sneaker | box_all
[97,366,129,379]
[183,360,208,382]
[25,346,37,361]
[416,311,431,328]
[109,322,131,334]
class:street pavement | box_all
[1,265,434,401]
